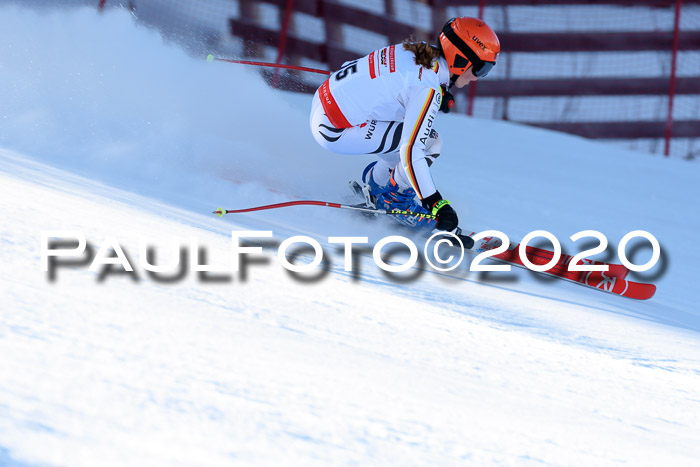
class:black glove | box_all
[440,85,455,113]
[422,191,459,232]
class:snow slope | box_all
[1,6,699,466]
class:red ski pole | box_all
[206,54,331,76]
[213,200,435,221]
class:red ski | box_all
[468,234,656,300]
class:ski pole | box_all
[213,200,436,221]
[206,54,331,76]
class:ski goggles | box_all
[452,54,495,78]
[442,22,496,77]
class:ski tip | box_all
[213,207,226,217]
[207,54,215,62]
[632,282,657,300]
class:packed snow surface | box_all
[1,6,699,466]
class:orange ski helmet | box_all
[439,17,500,77]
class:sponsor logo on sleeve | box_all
[389,45,396,73]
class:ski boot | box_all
[362,162,435,229]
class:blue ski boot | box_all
[362,162,434,229]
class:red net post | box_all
[271,0,296,88]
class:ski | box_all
[418,229,654,300]
[462,232,655,300]
[469,233,629,280]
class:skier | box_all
[309,16,500,232]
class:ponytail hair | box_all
[402,38,441,68]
